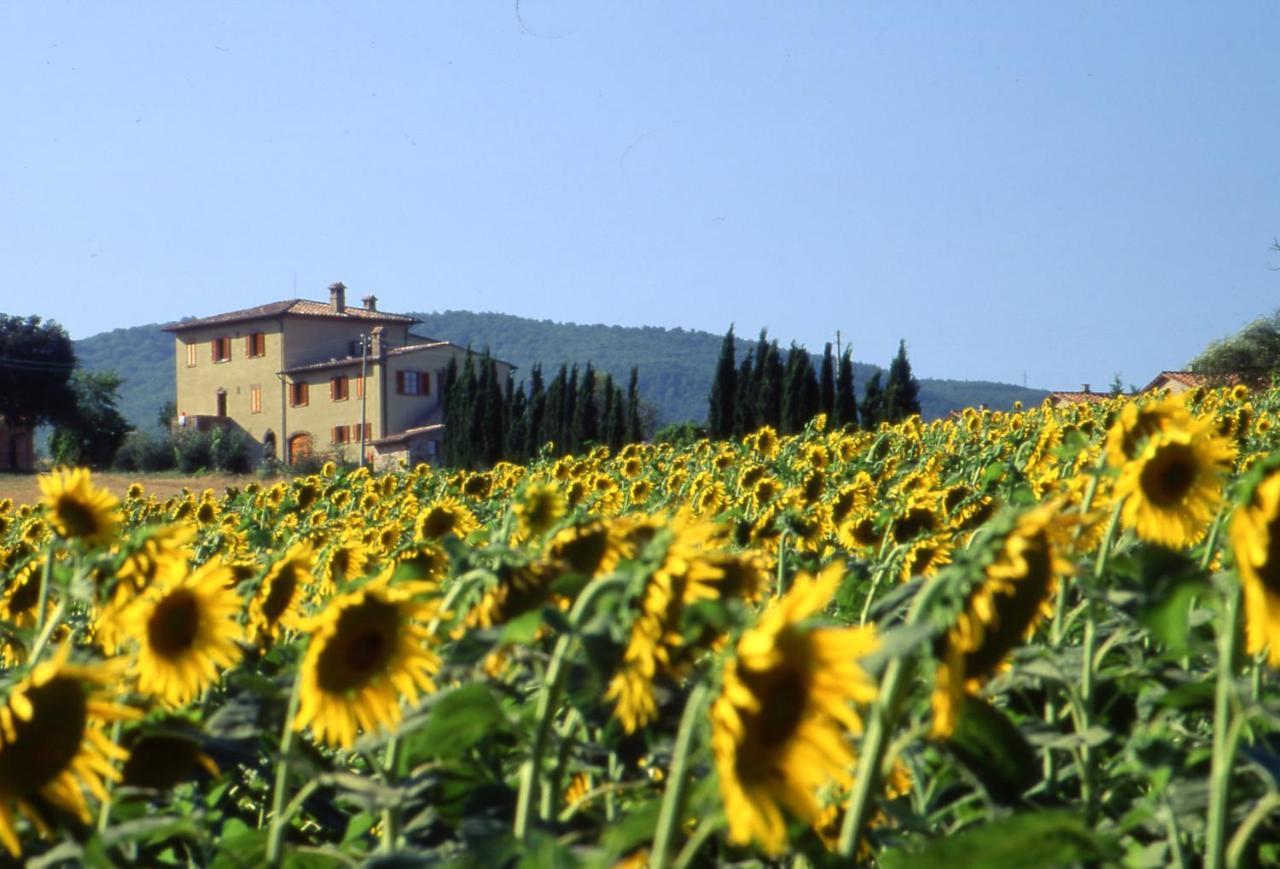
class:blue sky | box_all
[2,2,1277,391]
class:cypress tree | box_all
[506,376,528,461]
[564,366,579,454]
[481,356,506,467]
[574,363,598,449]
[608,382,626,451]
[626,367,642,443]
[543,365,567,455]
[862,370,885,427]
[801,351,821,427]
[442,356,459,465]
[782,343,807,434]
[884,339,922,423]
[835,348,858,429]
[525,364,546,458]
[819,342,835,421]
[757,340,784,430]
[733,347,756,437]
[460,349,479,468]
[708,325,737,438]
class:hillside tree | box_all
[709,325,737,438]
[0,314,78,427]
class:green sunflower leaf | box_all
[878,810,1120,869]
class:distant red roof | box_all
[1047,391,1112,405]
[162,298,420,332]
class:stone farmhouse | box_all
[163,283,511,468]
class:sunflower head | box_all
[415,497,478,541]
[252,541,316,643]
[38,468,119,546]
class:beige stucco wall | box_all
[279,318,412,369]
[281,360,382,464]
[381,346,513,435]
[173,321,286,454]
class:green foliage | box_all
[708,325,737,437]
[1190,308,1280,375]
[652,420,707,447]
[113,430,177,472]
[0,313,78,426]
[171,426,257,473]
[49,370,131,468]
[884,338,922,422]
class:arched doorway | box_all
[262,430,278,462]
[287,432,313,465]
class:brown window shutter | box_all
[211,341,217,362]
[301,382,308,405]
[422,371,431,395]
[365,422,372,439]
[396,370,405,394]
[329,378,336,400]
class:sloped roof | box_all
[1048,391,1112,405]
[278,341,451,375]
[1140,370,1270,393]
[162,298,420,332]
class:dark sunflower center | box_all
[893,507,936,543]
[1139,443,1198,508]
[0,677,88,795]
[316,598,400,693]
[422,508,456,539]
[8,572,40,616]
[262,565,298,624]
[554,528,609,575]
[148,589,201,658]
[56,495,100,538]
[1256,516,1280,595]
[962,530,1053,678]
[122,736,200,789]
[853,518,880,547]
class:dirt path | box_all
[0,471,273,506]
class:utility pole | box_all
[835,330,842,360]
[358,334,369,468]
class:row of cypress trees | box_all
[442,350,643,469]
[707,327,921,439]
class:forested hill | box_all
[74,310,1047,431]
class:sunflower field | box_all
[4,385,1280,867]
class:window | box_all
[396,370,430,396]
[356,422,372,440]
[354,374,364,398]
[186,343,197,367]
[330,375,349,401]
[215,390,227,417]
[250,385,262,414]
[331,425,352,445]
[289,381,309,407]
[246,332,266,358]
[212,337,231,363]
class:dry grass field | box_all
[0,471,271,506]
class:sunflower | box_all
[316,534,370,597]
[414,497,478,541]
[251,541,315,643]
[38,468,119,546]
[1230,472,1280,666]
[931,505,1069,738]
[1115,422,1234,549]
[122,560,244,707]
[0,647,138,857]
[513,483,567,540]
[546,521,620,578]
[1104,394,1192,468]
[294,580,440,748]
[712,563,878,855]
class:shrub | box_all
[113,431,176,472]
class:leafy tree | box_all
[1190,308,1280,375]
[156,399,178,431]
[708,325,737,438]
[0,314,78,427]
[49,370,130,468]
[835,348,858,429]
[883,339,922,422]
[819,343,835,421]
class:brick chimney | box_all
[329,281,347,313]
[370,326,384,358]
[362,294,378,311]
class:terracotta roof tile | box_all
[1048,391,1112,404]
[1140,370,1271,393]
[162,298,419,332]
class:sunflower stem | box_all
[33,541,54,645]
[775,532,788,598]
[379,734,401,854]
[1206,581,1242,869]
[267,664,305,866]
[1200,507,1226,572]
[514,575,627,842]
[1077,498,1123,821]
[838,575,946,856]
[650,681,709,868]
[96,719,126,833]
[1225,789,1280,868]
